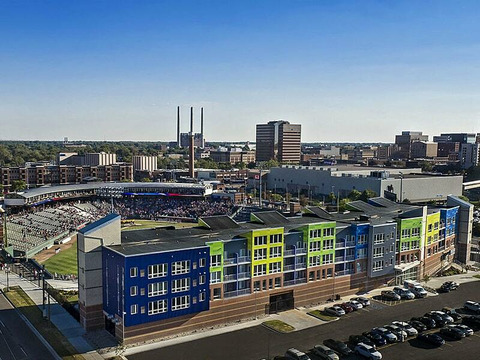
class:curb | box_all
[0,288,62,360]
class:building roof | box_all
[80,213,120,235]
[251,211,289,225]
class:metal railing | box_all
[223,258,236,266]
[284,249,295,257]
[224,288,251,298]
[283,264,295,271]
[223,274,237,281]
[237,256,251,263]
[284,278,307,287]
[296,262,306,269]
[345,255,355,261]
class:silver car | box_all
[391,321,418,336]
[313,345,339,360]
[325,306,346,316]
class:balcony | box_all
[283,264,295,272]
[223,274,237,282]
[238,256,251,264]
[284,249,295,257]
[346,241,356,247]
[345,255,355,261]
[335,241,345,248]
[336,256,345,262]
[336,269,354,276]
[283,278,307,287]
[295,262,306,269]
[223,258,237,266]
[238,272,250,280]
[296,248,307,255]
[224,288,251,298]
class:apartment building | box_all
[256,121,301,163]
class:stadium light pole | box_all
[5,267,9,292]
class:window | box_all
[373,247,384,258]
[199,292,206,302]
[199,274,206,285]
[141,306,145,314]
[357,235,367,245]
[199,258,206,267]
[411,241,420,249]
[411,227,420,237]
[172,261,190,275]
[309,241,321,252]
[254,248,267,260]
[210,271,221,284]
[254,236,267,246]
[148,300,167,315]
[401,229,410,239]
[140,269,145,277]
[172,278,190,293]
[401,242,409,251]
[323,228,334,237]
[357,248,367,258]
[270,234,282,244]
[140,288,145,296]
[130,267,138,278]
[148,282,167,297]
[130,304,138,315]
[373,233,385,244]
[428,224,433,232]
[210,255,221,267]
[253,264,267,276]
[372,260,384,272]
[309,256,321,266]
[148,264,167,278]
[323,239,334,250]
[270,246,282,258]
[434,233,439,242]
[269,262,281,274]
[172,296,190,311]
[130,286,138,296]
[322,253,333,264]
[309,229,321,238]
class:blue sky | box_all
[1,0,479,142]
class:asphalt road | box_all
[128,281,480,360]
[0,292,55,360]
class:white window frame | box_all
[253,248,267,261]
[199,258,206,267]
[309,256,320,266]
[130,286,138,296]
[411,227,420,237]
[373,233,385,244]
[372,260,384,272]
[172,278,190,293]
[199,274,206,285]
[309,240,321,252]
[323,239,334,250]
[130,304,138,315]
[269,262,281,274]
[373,247,384,258]
[172,295,190,311]
[210,271,221,284]
[130,267,138,278]
[148,299,167,315]
[253,264,267,277]
[199,292,206,302]
[322,253,333,264]
[269,246,282,258]
[357,235,367,245]
[172,260,190,275]
[254,236,267,246]
[323,228,334,237]
[148,264,167,279]
[148,282,168,297]
[270,234,282,244]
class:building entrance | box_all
[269,291,294,314]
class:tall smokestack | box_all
[189,107,195,178]
[200,107,204,148]
[177,106,181,148]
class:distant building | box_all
[210,148,256,165]
[433,133,479,169]
[394,131,429,159]
[132,155,158,172]
[256,120,301,163]
[180,133,204,148]
[410,141,438,159]
[58,152,117,166]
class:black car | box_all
[424,313,447,327]
[348,335,376,349]
[362,331,387,346]
[462,315,480,329]
[438,281,459,293]
[409,320,428,332]
[442,307,462,321]
[323,339,353,356]
[440,326,465,340]
[411,316,436,329]
[417,333,445,346]
[352,296,370,307]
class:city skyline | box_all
[1,1,480,142]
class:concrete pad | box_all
[269,309,323,331]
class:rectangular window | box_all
[254,236,267,246]
[373,233,385,244]
[199,292,206,302]
[269,246,282,258]
[323,228,334,237]
[172,295,190,311]
[411,227,420,237]
[270,234,282,244]
[309,256,321,266]
[323,239,334,250]
[357,248,367,258]
[148,282,168,297]
[130,286,138,296]
[253,264,267,276]
[148,300,167,315]
[210,255,221,267]
[130,304,138,315]
[210,271,221,284]
[148,264,167,278]
[269,262,281,274]
[373,247,384,258]
[309,240,321,252]
[253,248,267,260]
[322,253,333,264]
[411,241,420,249]
[309,229,321,238]
[372,260,384,272]
[199,274,206,285]
[199,258,206,267]
[428,224,433,232]
[140,269,145,277]
[172,278,190,293]
[172,260,190,275]
[130,267,138,278]
[357,235,367,245]
[401,242,409,251]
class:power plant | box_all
[176,106,205,179]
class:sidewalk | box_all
[0,270,104,360]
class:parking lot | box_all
[127,280,480,360]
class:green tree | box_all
[141,177,152,182]
[10,180,27,192]
[359,189,377,202]
[348,189,362,201]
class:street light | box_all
[5,266,10,292]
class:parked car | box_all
[440,326,466,340]
[411,316,436,329]
[312,345,339,360]
[391,321,418,336]
[442,307,462,321]
[429,311,454,323]
[404,281,428,298]
[339,303,354,313]
[462,315,480,329]
[384,325,408,339]
[464,301,480,314]
[408,320,427,332]
[349,335,376,349]
[354,343,382,360]
[347,300,363,310]
[285,348,311,360]
[424,313,448,327]
[417,333,445,346]
[393,286,415,300]
[439,281,459,293]
[371,327,398,343]
[322,339,353,356]
[450,324,473,336]
[324,306,346,317]
[381,290,401,301]
[362,331,387,347]
[352,296,370,307]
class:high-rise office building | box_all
[394,131,429,159]
[256,120,301,163]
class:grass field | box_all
[42,242,78,276]
[262,320,295,333]
[121,219,197,231]
[5,286,85,360]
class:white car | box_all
[384,324,408,338]
[347,300,363,310]
[354,343,382,360]
[464,301,480,314]
[324,306,346,316]
[312,345,339,360]
[391,321,418,336]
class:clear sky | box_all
[1,0,479,142]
